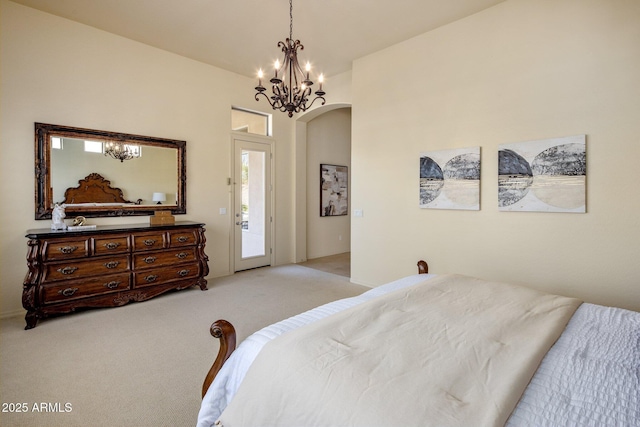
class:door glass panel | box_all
[241,149,266,258]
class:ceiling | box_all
[11,0,505,79]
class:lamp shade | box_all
[152,192,167,204]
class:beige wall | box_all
[0,0,301,317]
[351,0,640,310]
[306,108,352,259]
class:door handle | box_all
[235,221,242,225]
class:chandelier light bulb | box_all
[273,60,280,79]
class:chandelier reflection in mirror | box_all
[103,140,141,162]
[254,0,326,117]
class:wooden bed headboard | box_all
[62,173,136,204]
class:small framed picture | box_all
[320,164,348,216]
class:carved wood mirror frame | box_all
[35,123,187,219]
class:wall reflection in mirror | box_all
[51,137,177,205]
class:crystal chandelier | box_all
[104,140,139,162]
[254,0,326,117]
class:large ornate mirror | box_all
[35,123,186,219]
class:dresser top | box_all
[26,221,205,238]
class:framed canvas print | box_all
[419,147,480,210]
[320,164,348,216]
[498,135,586,213]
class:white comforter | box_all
[198,274,435,427]
[197,275,640,427]
[198,274,431,426]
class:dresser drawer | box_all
[42,239,90,261]
[94,235,130,255]
[133,248,197,270]
[43,256,130,282]
[41,273,131,304]
[133,263,200,288]
[133,233,166,251]
[168,229,199,247]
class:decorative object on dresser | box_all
[150,210,175,225]
[50,203,67,230]
[23,221,208,329]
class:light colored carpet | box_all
[298,252,350,278]
[0,264,367,427]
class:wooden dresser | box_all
[23,221,208,329]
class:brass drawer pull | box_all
[145,274,158,283]
[175,252,188,259]
[104,261,120,269]
[143,256,157,264]
[58,266,78,275]
[59,246,78,254]
[176,236,189,243]
[177,269,190,277]
[143,239,156,246]
[58,287,79,297]
[104,242,120,250]
[103,281,121,289]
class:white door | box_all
[233,136,273,271]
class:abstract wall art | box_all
[320,164,348,216]
[419,147,480,210]
[498,135,586,213]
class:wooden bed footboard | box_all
[202,320,236,398]
[201,260,429,398]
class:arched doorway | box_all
[294,103,352,265]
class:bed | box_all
[198,261,639,427]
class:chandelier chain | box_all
[289,0,293,41]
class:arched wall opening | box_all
[294,103,352,263]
